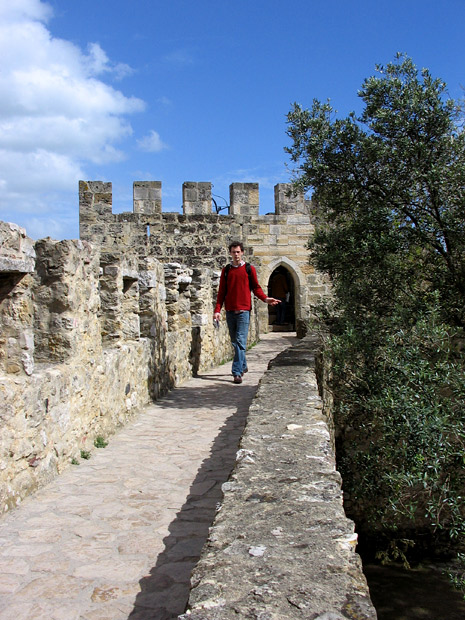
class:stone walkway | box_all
[0,333,297,620]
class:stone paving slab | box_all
[0,333,297,620]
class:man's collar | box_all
[231,260,245,268]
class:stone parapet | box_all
[182,336,376,620]
[0,339,154,512]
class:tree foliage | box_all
[286,54,465,557]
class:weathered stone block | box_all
[229,183,259,216]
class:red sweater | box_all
[214,263,267,313]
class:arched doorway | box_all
[267,266,295,331]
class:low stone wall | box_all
[182,336,377,619]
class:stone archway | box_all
[267,265,295,330]
[258,257,307,334]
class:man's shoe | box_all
[241,368,248,376]
[233,375,242,384]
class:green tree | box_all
[287,54,465,328]
[286,54,465,558]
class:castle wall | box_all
[0,223,212,512]
[0,178,330,512]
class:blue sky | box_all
[1,0,464,240]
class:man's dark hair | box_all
[228,241,244,252]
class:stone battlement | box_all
[79,181,309,223]
[79,180,329,337]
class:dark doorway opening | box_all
[267,266,295,331]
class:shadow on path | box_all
[127,390,256,619]
[157,377,257,411]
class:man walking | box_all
[213,241,280,384]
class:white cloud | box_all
[0,149,84,194]
[0,0,146,237]
[84,42,135,81]
[0,0,52,23]
[137,130,168,153]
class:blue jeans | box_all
[226,311,250,377]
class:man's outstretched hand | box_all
[265,297,281,306]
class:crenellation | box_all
[99,253,142,343]
[33,238,100,364]
[183,181,212,215]
[78,181,113,236]
[133,180,162,214]
[274,182,308,215]
[0,273,35,376]
[229,182,259,216]
[0,222,35,274]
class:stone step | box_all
[271,323,294,332]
